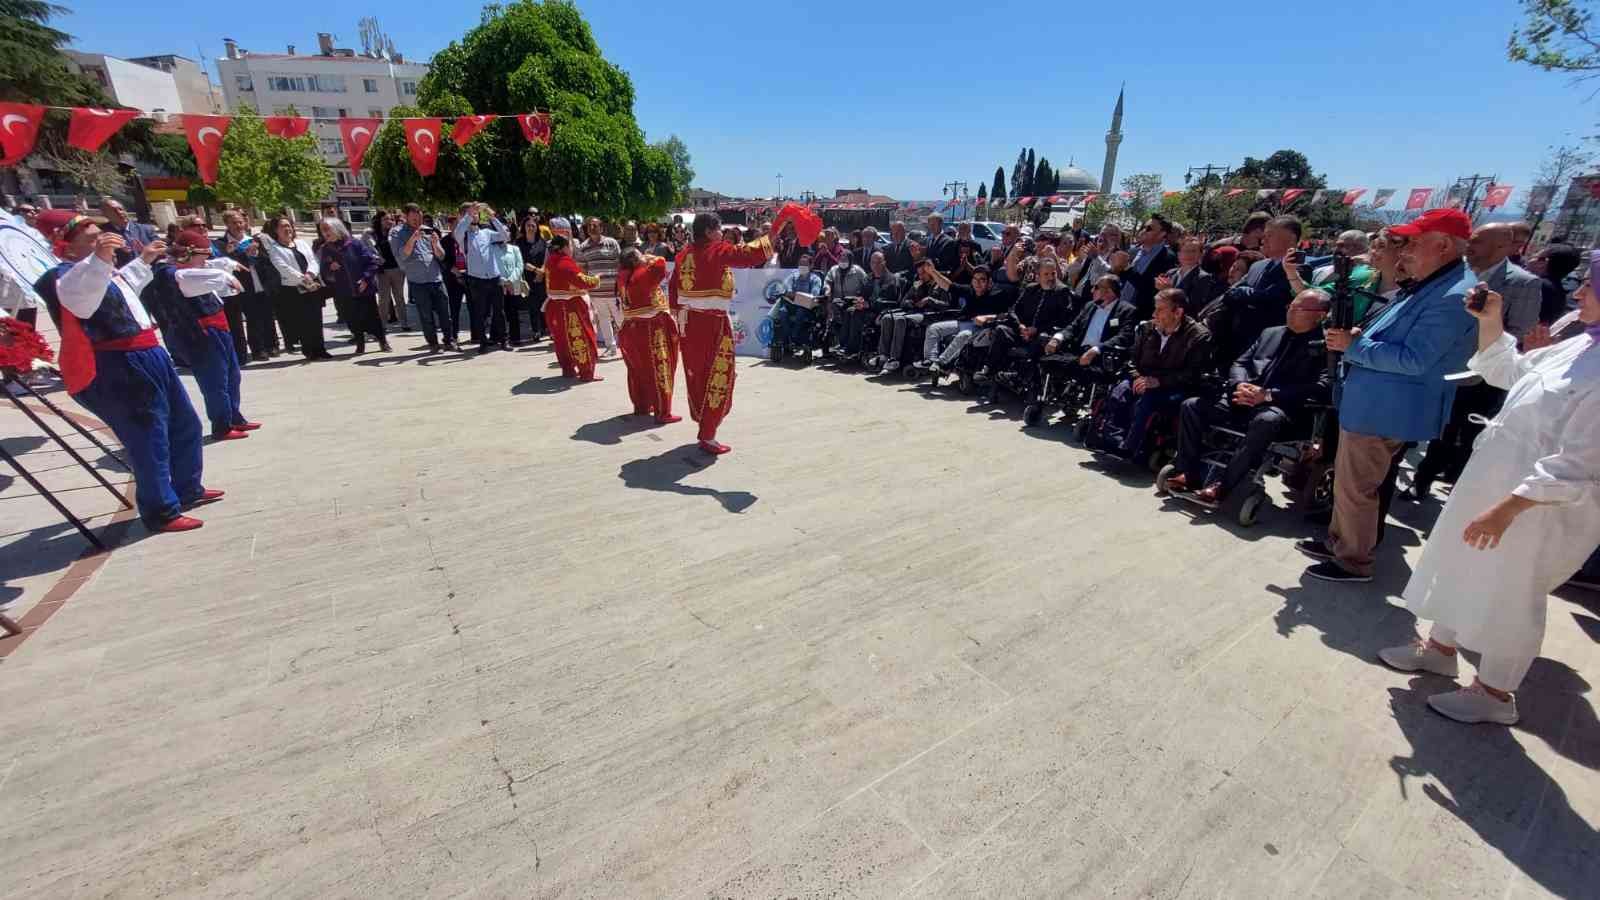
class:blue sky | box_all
[59,0,1588,210]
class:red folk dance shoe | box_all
[656,414,683,425]
[212,430,250,441]
[234,422,262,431]
[185,489,226,509]
[158,515,204,533]
[698,439,732,455]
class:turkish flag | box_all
[1482,184,1514,209]
[451,114,496,146]
[67,107,140,152]
[0,103,45,165]
[1225,188,1247,197]
[182,114,231,184]
[404,118,442,176]
[338,117,381,176]
[1280,188,1307,205]
[1256,189,1276,201]
[264,116,310,139]
[1081,193,1098,204]
[1342,188,1367,206]
[1405,188,1432,210]
[1163,191,1181,198]
[1370,189,1397,208]
[518,112,551,146]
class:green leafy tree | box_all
[991,165,1007,203]
[1509,0,1600,77]
[389,0,674,218]
[1,0,164,194]
[211,108,333,216]
[1119,173,1163,225]
[1082,195,1112,230]
[656,134,694,206]
[1232,150,1325,188]
[366,102,484,208]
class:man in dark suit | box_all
[1125,214,1178,318]
[1105,287,1213,459]
[1157,236,1218,313]
[924,213,957,274]
[1039,273,1139,389]
[1212,215,1299,364]
[884,221,915,275]
[1170,289,1332,504]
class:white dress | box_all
[1403,331,1600,662]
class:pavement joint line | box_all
[0,757,16,796]
[869,784,942,865]
[682,695,1017,900]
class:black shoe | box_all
[478,344,491,355]
[1401,483,1429,502]
[1304,561,1372,584]
[379,342,393,352]
[252,352,270,362]
[1296,539,1335,561]
[499,342,511,351]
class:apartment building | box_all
[64,52,221,117]
[216,31,429,223]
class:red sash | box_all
[62,323,159,395]
[198,310,230,331]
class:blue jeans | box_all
[410,281,452,348]
[1108,380,1186,457]
[188,326,245,436]
[74,346,204,527]
[770,301,815,348]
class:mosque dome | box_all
[1055,164,1099,192]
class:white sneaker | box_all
[1378,639,1460,677]
[883,360,901,373]
[1427,683,1519,725]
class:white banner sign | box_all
[728,266,799,357]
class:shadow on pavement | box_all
[573,415,658,446]
[511,375,576,396]
[619,445,756,513]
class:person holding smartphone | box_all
[391,203,454,352]
[1378,263,1600,725]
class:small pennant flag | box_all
[1225,188,1247,197]
[338,117,382,175]
[1018,196,1034,206]
[1525,185,1556,214]
[1482,184,1514,209]
[1370,189,1397,208]
[1310,190,1330,205]
[404,118,442,176]
[67,107,140,153]
[518,112,551,146]
[1163,191,1182,198]
[1256,189,1276,201]
[1081,193,1098,204]
[1405,188,1432,211]
[1342,188,1368,206]
[263,116,310,139]
[451,114,496,146]
[1281,188,1307,204]
[182,114,231,184]
[0,103,45,165]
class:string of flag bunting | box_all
[0,103,555,183]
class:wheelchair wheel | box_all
[1155,463,1178,497]
[1071,417,1091,445]
[1237,491,1269,527]
[1147,446,1170,475]
[957,370,975,395]
[1022,403,1044,427]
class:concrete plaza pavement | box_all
[0,325,1596,898]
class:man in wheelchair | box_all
[911,264,1016,377]
[1042,274,1139,378]
[769,252,826,362]
[871,258,951,376]
[1098,287,1213,460]
[1168,288,1333,504]
[974,255,1076,402]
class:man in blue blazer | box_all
[1300,209,1478,583]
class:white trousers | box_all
[592,294,623,349]
[1429,624,1538,692]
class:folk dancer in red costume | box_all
[541,233,603,383]
[616,248,680,423]
[32,212,222,533]
[668,212,772,454]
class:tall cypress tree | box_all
[991,166,1007,203]
[1024,148,1036,195]
[1011,148,1028,199]
[1035,157,1054,195]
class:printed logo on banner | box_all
[729,267,797,357]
